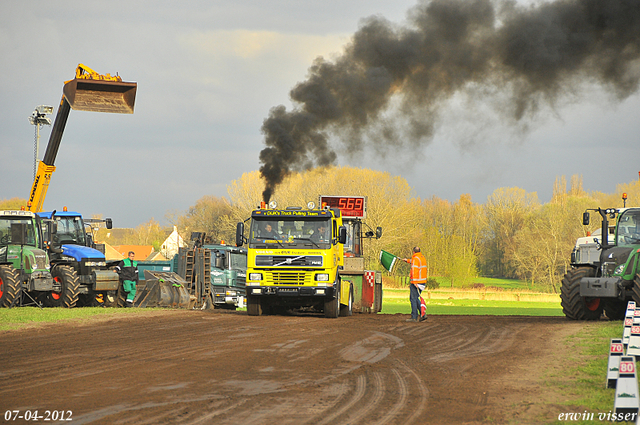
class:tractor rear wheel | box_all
[44,265,80,308]
[560,267,602,320]
[632,274,640,306]
[0,265,20,307]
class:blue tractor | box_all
[38,210,121,307]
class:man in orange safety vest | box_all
[403,247,428,322]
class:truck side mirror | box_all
[215,252,224,269]
[338,226,347,245]
[376,227,383,239]
[582,212,590,226]
[105,218,113,229]
[236,222,244,247]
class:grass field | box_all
[0,284,565,330]
[382,287,563,316]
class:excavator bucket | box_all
[63,78,137,114]
[134,271,191,308]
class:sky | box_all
[1,0,639,228]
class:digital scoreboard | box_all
[319,195,366,219]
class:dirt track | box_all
[0,310,589,425]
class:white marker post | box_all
[627,301,636,317]
[628,326,640,359]
[624,318,634,350]
[615,356,640,417]
[608,339,625,388]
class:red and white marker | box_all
[608,339,625,388]
[615,356,639,417]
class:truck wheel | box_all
[324,282,340,318]
[44,265,80,308]
[560,267,602,320]
[247,296,263,316]
[339,284,353,317]
[0,265,20,308]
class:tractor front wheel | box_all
[44,265,80,308]
[560,267,602,320]
[0,265,20,307]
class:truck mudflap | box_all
[134,271,190,308]
[580,277,622,298]
[93,270,119,291]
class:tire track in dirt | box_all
[0,312,573,425]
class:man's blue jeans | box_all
[410,284,422,320]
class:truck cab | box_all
[237,205,351,318]
[204,244,247,309]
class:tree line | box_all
[3,167,638,292]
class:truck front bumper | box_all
[580,277,622,298]
[247,286,336,298]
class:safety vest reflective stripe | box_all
[410,253,428,284]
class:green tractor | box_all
[561,207,640,320]
[0,210,79,308]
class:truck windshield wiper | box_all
[295,237,319,248]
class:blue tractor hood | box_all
[62,244,106,261]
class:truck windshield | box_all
[0,217,38,247]
[229,252,247,270]
[55,216,86,245]
[617,210,640,247]
[249,218,332,248]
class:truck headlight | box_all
[249,273,263,281]
[615,265,625,275]
[315,273,329,282]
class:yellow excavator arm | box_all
[26,64,136,212]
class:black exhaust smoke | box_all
[259,0,640,202]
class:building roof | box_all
[102,243,125,261]
[113,245,155,261]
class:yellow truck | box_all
[236,203,352,318]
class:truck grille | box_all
[267,271,312,285]
[256,255,322,267]
[237,273,246,288]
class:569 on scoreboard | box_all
[319,195,366,219]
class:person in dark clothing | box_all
[310,224,329,243]
[260,223,280,239]
[115,251,138,307]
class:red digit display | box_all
[319,196,366,219]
